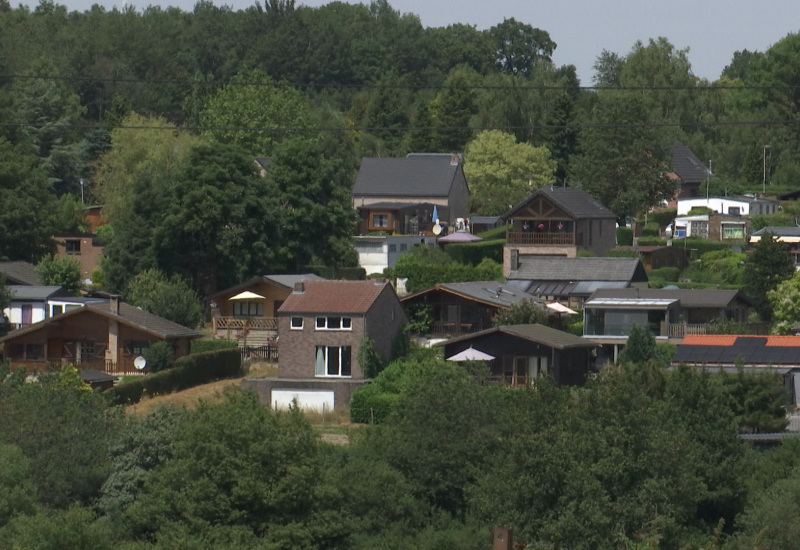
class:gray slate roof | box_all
[353,155,462,198]
[441,323,594,350]
[504,187,615,220]
[587,287,752,308]
[508,257,645,282]
[8,285,76,301]
[672,142,713,184]
[0,261,40,285]
[402,281,538,309]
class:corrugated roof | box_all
[587,288,748,308]
[682,335,738,346]
[278,280,391,314]
[352,155,461,198]
[504,187,615,220]
[0,261,40,286]
[674,335,800,366]
[508,257,644,282]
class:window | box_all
[371,214,389,228]
[125,341,149,356]
[388,244,397,252]
[290,317,304,330]
[51,304,63,317]
[728,206,741,216]
[65,239,81,255]
[315,316,352,330]
[400,243,408,251]
[722,223,745,240]
[25,344,44,360]
[233,301,263,317]
[315,345,352,377]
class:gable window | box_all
[314,345,352,377]
[290,317,304,330]
[233,301,264,317]
[65,239,81,255]
[315,316,352,330]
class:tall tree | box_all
[571,91,674,220]
[488,17,556,77]
[464,129,556,215]
[35,254,82,294]
[745,231,795,321]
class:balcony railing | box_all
[213,316,278,333]
[668,322,768,339]
[506,231,575,246]
[431,321,488,337]
[6,357,142,375]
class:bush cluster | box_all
[443,238,504,265]
[106,349,242,406]
[191,338,238,353]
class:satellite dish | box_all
[134,356,147,370]
[432,223,442,236]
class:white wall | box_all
[271,390,335,412]
[4,302,47,326]
[677,198,750,216]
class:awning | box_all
[547,302,578,315]
[447,346,495,361]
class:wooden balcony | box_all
[668,323,767,339]
[6,357,143,376]
[213,316,277,333]
[431,321,488,337]
[506,231,575,246]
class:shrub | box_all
[647,267,681,282]
[444,238,504,266]
[637,236,667,246]
[349,382,398,424]
[641,221,661,237]
[475,225,507,240]
[651,208,677,229]
[144,341,174,373]
[616,226,634,246]
[105,349,242,406]
[357,337,384,379]
[191,339,238,353]
[606,249,641,258]
[390,326,410,361]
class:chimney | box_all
[109,294,120,315]
[450,153,459,166]
[294,281,305,294]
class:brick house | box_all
[53,233,105,285]
[242,279,407,411]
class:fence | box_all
[241,345,279,362]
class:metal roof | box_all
[585,297,677,308]
[674,336,800,366]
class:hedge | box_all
[641,221,661,237]
[476,225,508,240]
[106,348,242,406]
[616,226,633,246]
[647,267,681,282]
[651,208,677,229]
[637,236,668,246]
[444,238,504,265]
[349,382,399,424]
[191,338,238,353]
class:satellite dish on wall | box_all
[134,356,147,370]
[432,223,442,236]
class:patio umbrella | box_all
[546,302,578,315]
[431,205,439,222]
[230,290,266,300]
[437,230,484,243]
[447,346,495,362]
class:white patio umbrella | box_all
[229,290,266,300]
[446,346,495,362]
[546,302,578,315]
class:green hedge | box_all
[106,348,242,406]
[637,236,668,246]
[641,221,661,237]
[647,267,681,282]
[616,226,633,246]
[475,225,507,240]
[444,238,504,265]
[681,238,735,257]
[651,208,677,229]
[191,339,238,353]
[349,382,399,424]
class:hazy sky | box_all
[13,0,800,85]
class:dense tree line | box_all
[3,0,800,294]
[0,353,796,549]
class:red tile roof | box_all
[681,335,738,346]
[765,336,800,347]
[278,280,390,315]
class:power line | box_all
[1,119,798,133]
[3,73,800,92]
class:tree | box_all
[618,323,657,364]
[571,91,675,220]
[492,300,548,326]
[0,444,36,527]
[744,231,795,321]
[36,254,82,294]
[124,268,203,329]
[357,336,384,379]
[592,49,625,86]
[488,17,556,76]
[463,130,556,215]
[768,270,800,334]
[198,69,312,158]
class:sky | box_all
[13,0,800,85]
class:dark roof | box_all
[0,300,201,343]
[508,257,646,283]
[79,368,119,385]
[206,273,323,301]
[0,261,40,285]
[8,285,76,301]
[401,281,539,309]
[672,142,713,184]
[673,335,800,366]
[751,226,800,237]
[587,288,752,308]
[440,324,594,350]
[278,280,394,315]
[470,215,503,225]
[352,155,463,198]
[503,187,615,220]
[356,201,435,212]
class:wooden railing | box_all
[431,321,487,337]
[241,345,279,362]
[213,316,278,332]
[506,231,575,246]
[5,357,141,375]
[668,323,768,338]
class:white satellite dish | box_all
[134,356,147,370]
[432,223,442,235]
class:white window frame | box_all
[314,345,352,377]
[315,316,352,331]
[290,317,304,330]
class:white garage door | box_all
[271,390,335,412]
